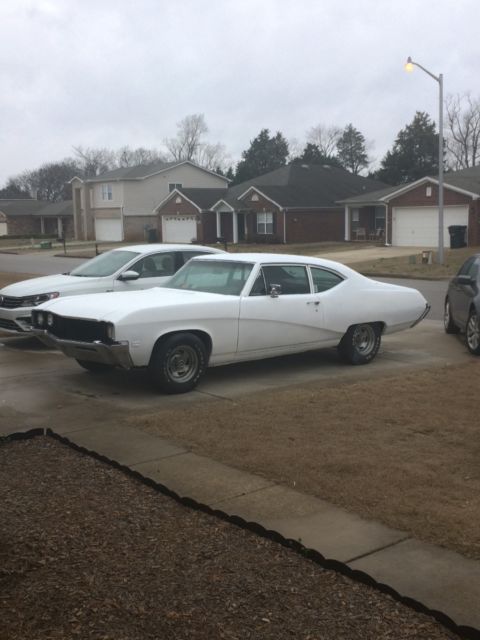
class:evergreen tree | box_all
[234,129,289,183]
[291,142,341,167]
[375,111,439,185]
[336,124,369,175]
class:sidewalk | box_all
[10,418,478,634]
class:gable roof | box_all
[226,164,387,209]
[85,160,229,184]
[0,199,73,217]
[341,165,480,206]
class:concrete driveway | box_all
[0,319,471,436]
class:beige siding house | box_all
[71,160,229,243]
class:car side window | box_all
[262,265,310,295]
[249,271,267,296]
[310,267,343,293]
[131,252,176,278]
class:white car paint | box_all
[0,243,224,333]
[32,253,430,388]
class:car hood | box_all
[37,287,229,321]
[0,274,104,296]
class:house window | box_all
[426,186,432,197]
[351,209,359,232]
[374,207,386,230]
[169,183,183,192]
[257,212,273,234]
[101,184,113,201]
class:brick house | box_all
[155,164,387,244]
[341,165,480,247]
[0,199,74,238]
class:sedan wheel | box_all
[149,333,207,394]
[444,298,459,334]
[466,309,480,355]
[338,323,381,365]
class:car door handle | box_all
[307,301,320,306]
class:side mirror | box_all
[457,274,474,286]
[118,270,140,281]
[269,283,282,298]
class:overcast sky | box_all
[1,0,479,186]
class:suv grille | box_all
[0,296,23,309]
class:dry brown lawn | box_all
[131,362,480,562]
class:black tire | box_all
[149,333,207,394]
[444,298,459,334]
[76,359,114,373]
[466,309,480,355]
[338,323,381,365]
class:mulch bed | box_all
[0,436,462,640]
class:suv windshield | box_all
[166,260,253,296]
[70,251,139,277]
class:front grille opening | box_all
[34,314,113,344]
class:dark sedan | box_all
[444,254,480,354]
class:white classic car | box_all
[0,243,224,333]
[32,253,430,394]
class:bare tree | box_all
[195,142,230,172]
[445,93,480,170]
[72,146,116,178]
[164,114,208,162]
[306,124,342,158]
[116,146,166,167]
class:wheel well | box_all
[346,321,385,335]
[151,330,212,362]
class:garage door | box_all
[162,216,197,243]
[0,222,7,236]
[392,206,468,247]
[94,218,123,242]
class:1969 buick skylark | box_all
[32,253,430,394]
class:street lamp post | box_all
[405,56,444,265]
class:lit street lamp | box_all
[405,56,444,264]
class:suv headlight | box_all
[22,292,60,307]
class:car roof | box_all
[189,252,357,275]
[111,244,225,254]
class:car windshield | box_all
[166,260,254,296]
[70,251,140,277]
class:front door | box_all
[237,264,327,356]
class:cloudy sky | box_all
[1,0,478,186]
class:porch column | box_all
[232,210,238,244]
[384,204,390,246]
[344,206,350,241]
[40,217,45,234]
[216,211,221,239]
[57,217,63,238]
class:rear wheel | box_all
[76,359,114,373]
[149,333,207,394]
[444,298,459,334]
[466,309,480,355]
[338,323,381,365]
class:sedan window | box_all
[70,250,139,277]
[167,260,253,295]
[310,267,343,293]
[261,265,310,295]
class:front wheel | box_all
[466,309,480,355]
[338,323,381,365]
[149,333,207,394]
[444,298,459,334]
[76,359,114,373]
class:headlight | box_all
[105,322,115,341]
[36,312,45,326]
[22,292,60,307]
[47,313,54,327]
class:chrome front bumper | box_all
[33,329,133,369]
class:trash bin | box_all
[147,228,158,243]
[448,225,467,249]
[40,240,52,249]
